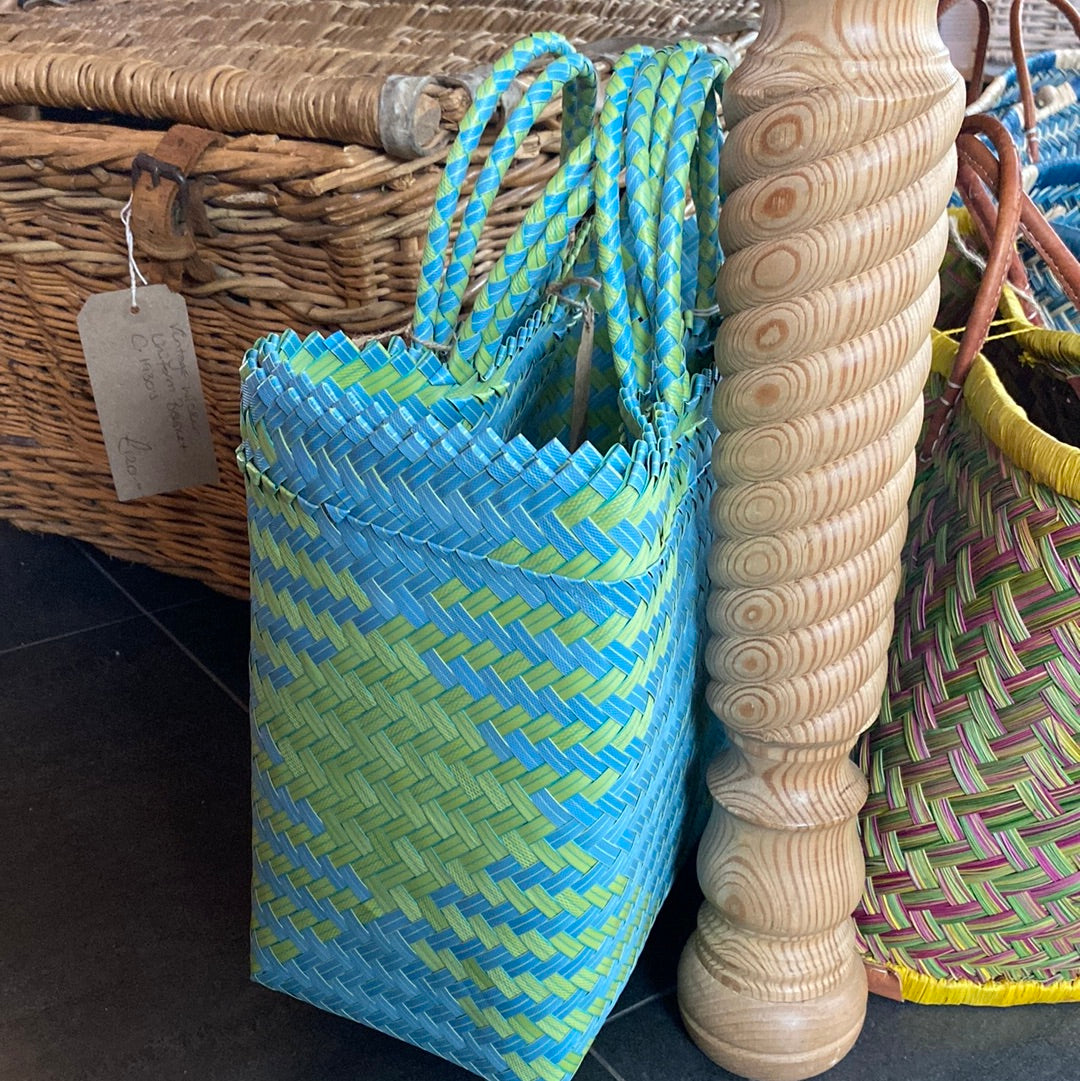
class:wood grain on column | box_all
[677,3,964,1079]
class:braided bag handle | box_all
[410,36,729,429]
[446,121,596,379]
[410,32,597,357]
[457,41,728,412]
[924,112,1080,454]
[594,43,728,430]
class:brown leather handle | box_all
[955,135,1040,323]
[922,113,1024,458]
[937,0,991,105]
[960,120,1080,309]
[1010,0,1080,162]
[924,112,1080,457]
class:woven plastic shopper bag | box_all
[237,35,730,1081]
[856,116,1080,1006]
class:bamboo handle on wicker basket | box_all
[676,2,964,1078]
[0,48,446,157]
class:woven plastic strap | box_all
[433,57,596,353]
[594,43,728,430]
[413,36,728,411]
[447,130,595,379]
[411,33,595,350]
[460,41,728,410]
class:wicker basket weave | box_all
[0,0,757,597]
[984,0,1080,70]
[858,310,1080,1005]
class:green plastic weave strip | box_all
[239,35,730,1080]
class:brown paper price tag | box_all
[77,285,219,502]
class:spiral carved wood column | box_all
[677,3,964,1079]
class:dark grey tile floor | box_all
[2,519,1076,1081]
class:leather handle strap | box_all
[922,114,1024,458]
[959,118,1080,400]
[960,121,1080,309]
[959,152,1039,321]
[129,123,224,263]
[1010,0,1080,163]
[924,112,1080,457]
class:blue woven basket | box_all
[1019,159,1080,328]
[238,35,729,1081]
[973,47,1080,160]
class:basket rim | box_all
[868,956,1080,1006]
[0,0,759,153]
[931,287,1080,500]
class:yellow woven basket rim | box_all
[878,958,1080,1006]
[932,286,1080,501]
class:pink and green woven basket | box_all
[857,311,1080,1005]
[855,122,1080,1004]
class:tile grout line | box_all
[604,987,674,1026]
[79,548,249,715]
[0,594,204,656]
[589,1049,631,1081]
[0,612,145,658]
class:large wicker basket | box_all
[0,0,757,596]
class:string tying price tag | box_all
[120,195,149,313]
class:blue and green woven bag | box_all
[238,34,729,1081]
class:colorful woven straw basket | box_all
[239,35,729,1081]
[856,120,1080,1006]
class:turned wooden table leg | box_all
[677,3,964,1079]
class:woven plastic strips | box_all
[856,318,1080,1004]
[238,35,730,1081]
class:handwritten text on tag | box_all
[77,285,219,502]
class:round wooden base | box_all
[679,938,867,1081]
